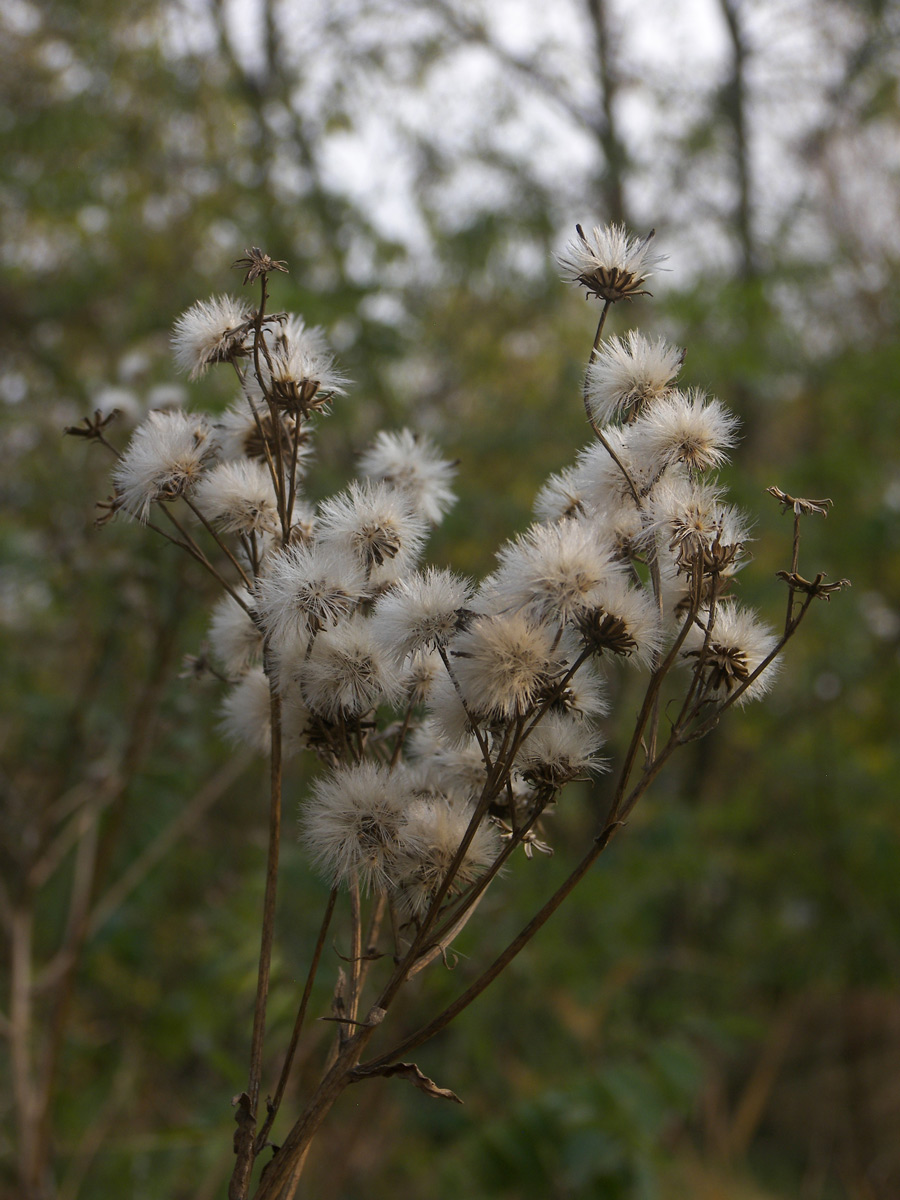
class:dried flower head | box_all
[216,401,313,472]
[301,761,413,892]
[492,519,617,625]
[208,593,263,676]
[257,317,347,415]
[682,601,780,705]
[630,388,739,473]
[358,429,458,525]
[371,568,474,662]
[300,614,402,718]
[171,295,253,379]
[193,459,280,535]
[515,713,607,788]
[112,409,216,521]
[533,467,587,523]
[558,224,665,303]
[450,613,561,722]
[318,481,428,583]
[233,246,289,285]
[585,330,683,425]
[391,799,500,917]
[254,542,366,642]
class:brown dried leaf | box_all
[374,1062,463,1104]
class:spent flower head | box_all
[112,409,217,521]
[585,330,683,425]
[682,601,780,705]
[171,295,253,380]
[301,761,413,892]
[358,429,458,525]
[558,224,665,303]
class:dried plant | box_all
[66,228,846,1199]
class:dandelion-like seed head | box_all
[208,593,263,676]
[682,601,780,705]
[630,388,739,473]
[648,478,750,577]
[216,400,313,473]
[171,295,253,380]
[515,713,607,788]
[318,481,428,583]
[253,542,366,642]
[358,428,458,525]
[371,567,474,662]
[300,614,403,719]
[391,799,500,918]
[301,761,413,892]
[193,459,280,535]
[492,519,617,625]
[258,316,347,416]
[112,409,217,521]
[219,667,272,755]
[533,467,588,523]
[558,224,665,303]
[575,571,661,666]
[585,330,683,426]
[406,721,491,796]
[450,612,561,722]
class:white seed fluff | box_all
[113,409,216,521]
[171,295,252,380]
[317,480,428,584]
[358,428,458,526]
[254,542,366,642]
[585,330,683,425]
[681,601,780,706]
[301,761,413,892]
[193,459,280,535]
[492,519,617,625]
[371,567,474,663]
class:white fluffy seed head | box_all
[216,401,314,476]
[193,459,280,535]
[585,330,683,425]
[208,593,263,676]
[218,667,272,754]
[171,295,252,380]
[317,481,428,585]
[301,761,414,892]
[681,601,780,705]
[449,612,561,722]
[391,799,500,917]
[492,519,617,625]
[112,409,217,521]
[371,567,474,662]
[558,224,665,303]
[358,428,458,525]
[574,571,662,666]
[515,713,607,787]
[629,389,739,473]
[533,467,588,523]
[253,542,366,642]
[300,614,403,718]
[647,477,750,573]
[258,316,348,412]
[406,721,490,796]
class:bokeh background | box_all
[2,0,899,1197]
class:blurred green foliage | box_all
[2,1,900,1198]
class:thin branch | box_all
[254,887,338,1155]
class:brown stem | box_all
[230,680,283,1199]
[355,819,623,1076]
[183,496,255,591]
[254,888,338,1156]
